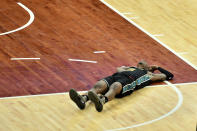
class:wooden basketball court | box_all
[0,0,196,130]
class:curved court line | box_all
[100,0,197,70]
[105,81,183,131]
[0,2,34,36]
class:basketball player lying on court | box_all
[69,61,174,112]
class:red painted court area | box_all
[0,0,197,97]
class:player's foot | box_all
[69,89,85,110]
[88,91,104,112]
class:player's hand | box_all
[149,65,158,72]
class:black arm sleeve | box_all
[158,67,174,80]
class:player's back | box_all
[121,67,148,80]
[120,67,151,90]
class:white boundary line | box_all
[100,0,197,70]
[11,58,40,60]
[0,2,34,36]
[105,81,183,131]
[146,82,197,87]
[0,81,195,100]
[0,84,166,100]
[173,81,197,86]
[0,91,85,100]
[68,59,97,63]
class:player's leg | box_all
[69,80,108,110]
[88,82,122,112]
[104,82,122,101]
[83,80,108,98]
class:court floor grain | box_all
[0,0,196,130]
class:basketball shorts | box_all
[102,72,134,98]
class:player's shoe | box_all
[88,91,104,112]
[69,89,85,110]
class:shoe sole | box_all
[88,91,103,112]
[69,89,85,110]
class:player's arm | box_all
[157,67,174,80]
[148,72,167,81]
[116,66,130,73]
[148,66,174,81]
[148,65,158,72]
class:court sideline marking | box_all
[105,81,183,131]
[100,0,197,70]
[0,2,34,36]
[0,81,195,100]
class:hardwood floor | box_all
[0,0,196,130]
[0,0,196,97]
